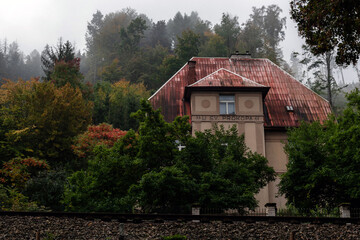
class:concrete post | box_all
[265,203,277,217]
[339,203,351,218]
[192,206,200,223]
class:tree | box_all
[146,20,171,49]
[290,0,360,65]
[157,30,200,83]
[328,89,360,206]
[0,79,92,166]
[238,5,286,65]
[92,80,149,130]
[180,125,275,210]
[279,89,360,211]
[175,30,201,62]
[118,17,147,60]
[0,40,44,83]
[279,121,341,211]
[6,42,25,80]
[199,33,227,57]
[63,131,139,212]
[50,58,84,89]
[92,81,111,124]
[0,157,49,190]
[23,170,67,211]
[131,100,178,170]
[167,11,205,46]
[129,166,196,213]
[289,52,303,80]
[24,50,42,80]
[63,101,275,213]
[214,13,241,55]
[41,39,76,80]
[84,8,140,84]
[298,45,344,109]
[0,184,42,211]
[85,10,104,55]
[72,123,127,160]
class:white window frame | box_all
[219,95,235,115]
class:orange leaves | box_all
[72,123,127,158]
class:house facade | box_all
[149,53,332,208]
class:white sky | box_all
[0,0,358,83]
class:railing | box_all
[3,206,359,219]
[194,206,360,218]
[351,208,360,218]
[200,207,268,216]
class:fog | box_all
[0,0,358,83]
[0,0,300,57]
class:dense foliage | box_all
[63,100,275,212]
[92,80,149,129]
[72,123,127,159]
[0,79,92,166]
[0,76,93,210]
[279,89,360,211]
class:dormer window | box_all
[286,105,294,112]
[220,95,235,115]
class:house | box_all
[149,53,332,208]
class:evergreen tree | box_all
[41,39,76,80]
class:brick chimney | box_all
[187,61,196,85]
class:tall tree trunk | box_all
[354,64,360,83]
[325,52,333,108]
[339,67,345,85]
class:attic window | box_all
[220,95,235,115]
[286,105,294,112]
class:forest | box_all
[1,2,360,212]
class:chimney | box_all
[187,61,196,85]
[230,51,251,60]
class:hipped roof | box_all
[149,57,332,128]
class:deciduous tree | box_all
[280,89,360,211]
[0,79,92,166]
[290,0,360,65]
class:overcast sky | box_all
[0,0,358,82]
[0,0,302,56]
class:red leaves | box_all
[0,157,49,189]
[72,123,127,158]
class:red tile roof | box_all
[149,57,332,128]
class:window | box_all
[219,95,235,114]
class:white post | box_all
[339,203,351,218]
[265,203,277,217]
[192,206,200,223]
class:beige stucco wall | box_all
[191,92,265,155]
[190,91,288,209]
[265,131,288,207]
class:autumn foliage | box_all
[0,79,92,164]
[73,123,127,158]
[0,157,49,189]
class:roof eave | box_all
[184,86,270,100]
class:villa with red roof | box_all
[149,53,332,208]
